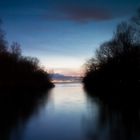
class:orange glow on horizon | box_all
[48,67,84,77]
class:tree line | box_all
[83,9,140,106]
[0,21,54,90]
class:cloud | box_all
[44,6,112,23]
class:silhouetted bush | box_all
[83,9,140,105]
[0,21,54,90]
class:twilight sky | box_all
[0,0,140,76]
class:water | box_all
[9,83,100,140]
[1,83,140,140]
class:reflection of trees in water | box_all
[0,89,50,140]
[85,92,140,140]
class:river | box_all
[2,83,139,140]
[8,83,99,140]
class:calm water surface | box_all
[10,83,100,140]
[2,83,139,140]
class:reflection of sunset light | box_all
[50,83,86,113]
[52,79,82,84]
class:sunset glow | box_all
[0,0,139,76]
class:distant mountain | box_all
[50,73,81,83]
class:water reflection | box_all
[0,89,50,140]
[86,91,140,140]
[0,83,91,140]
[16,83,89,140]
[1,84,137,140]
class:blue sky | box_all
[0,0,140,75]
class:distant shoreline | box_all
[53,81,82,84]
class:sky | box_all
[0,0,140,76]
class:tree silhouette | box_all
[0,21,54,90]
[83,9,140,104]
[0,20,8,53]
